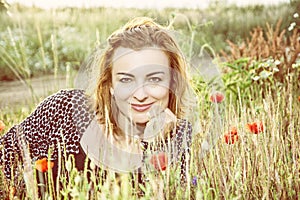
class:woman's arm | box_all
[0,89,93,180]
[174,119,192,184]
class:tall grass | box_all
[0,74,299,199]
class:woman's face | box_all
[111,47,171,125]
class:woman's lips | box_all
[131,103,153,112]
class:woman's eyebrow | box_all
[116,72,134,77]
[146,71,165,77]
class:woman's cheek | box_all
[145,85,169,100]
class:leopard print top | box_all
[0,89,192,183]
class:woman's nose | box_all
[133,85,148,102]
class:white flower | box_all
[294,13,299,18]
[259,70,272,79]
[252,76,260,81]
[288,22,297,31]
[274,60,281,65]
[273,67,279,72]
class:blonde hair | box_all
[95,17,191,138]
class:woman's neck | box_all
[115,109,146,138]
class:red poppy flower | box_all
[229,127,238,135]
[150,152,168,171]
[35,158,54,172]
[298,96,300,102]
[224,127,238,144]
[0,120,5,132]
[246,122,264,134]
[210,91,225,103]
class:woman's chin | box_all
[132,116,149,126]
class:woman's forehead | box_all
[112,47,170,74]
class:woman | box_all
[0,17,196,195]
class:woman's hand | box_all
[143,107,177,142]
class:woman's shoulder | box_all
[41,89,91,107]
[51,89,87,99]
[32,89,94,122]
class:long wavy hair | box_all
[94,17,192,138]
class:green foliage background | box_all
[0,2,296,81]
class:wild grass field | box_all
[0,1,300,199]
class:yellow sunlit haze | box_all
[7,0,289,9]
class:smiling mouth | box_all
[131,103,154,112]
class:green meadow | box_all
[0,1,299,199]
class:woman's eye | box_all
[149,77,162,83]
[119,77,133,83]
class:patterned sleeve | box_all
[0,89,93,180]
[172,119,192,183]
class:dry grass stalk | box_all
[221,19,300,82]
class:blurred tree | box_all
[0,0,9,12]
[209,0,228,8]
